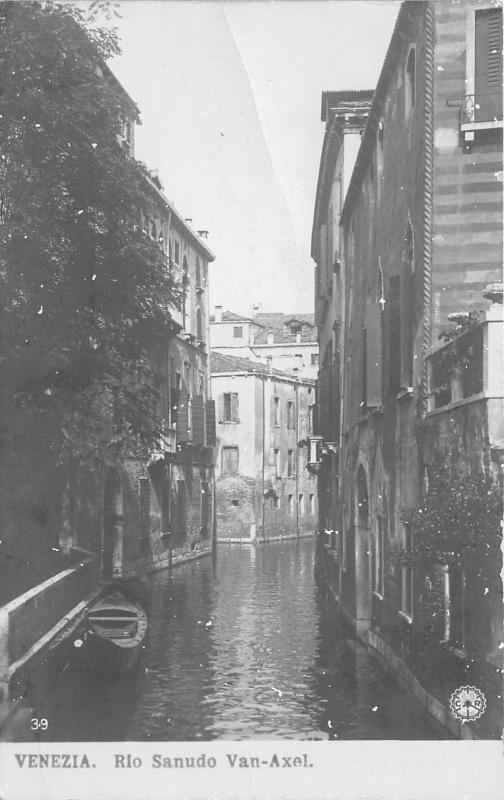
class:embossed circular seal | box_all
[449,685,486,722]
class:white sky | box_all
[107,1,400,316]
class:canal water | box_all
[25,538,444,741]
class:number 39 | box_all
[30,718,48,731]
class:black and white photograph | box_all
[0,1,502,797]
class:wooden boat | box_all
[78,588,148,678]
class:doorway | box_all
[102,468,123,580]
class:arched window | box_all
[400,220,415,388]
[405,47,416,117]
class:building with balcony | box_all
[57,65,217,579]
[311,1,502,738]
[210,352,317,542]
[210,307,318,381]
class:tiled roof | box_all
[210,351,288,378]
[209,310,250,323]
[251,312,317,345]
[252,312,315,330]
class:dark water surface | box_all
[28,538,445,740]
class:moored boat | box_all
[76,588,148,678]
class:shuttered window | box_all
[388,276,401,394]
[222,392,239,422]
[192,395,205,445]
[273,396,280,426]
[400,225,415,389]
[176,389,190,443]
[205,400,216,446]
[475,8,503,122]
[287,401,295,429]
[222,446,239,474]
[366,299,383,407]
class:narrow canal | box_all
[26,538,444,740]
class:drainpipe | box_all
[262,374,266,543]
[295,381,299,538]
[422,2,435,412]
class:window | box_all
[274,396,280,426]
[287,449,295,477]
[222,446,239,474]
[273,495,280,510]
[365,265,384,407]
[361,327,367,410]
[401,526,413,620]
[233,326,243,339]
[174,241,180,264]
[184,361,191,387]
[298,494,304,515]
[309,494,315,515]
[405,47,416,117]
[231,499,240,507]
[372,516,384,597]
[222,392,239,423]
[311,353,319,366]
[287,401,295,429]
[195,259,202,289]
[443,566,465,651]
[196,307,203,341]
[274,448,280,477]
[288,494,294,515]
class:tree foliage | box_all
[0,0,182,470]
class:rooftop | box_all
[210,351,288,378]
[209,310,251,323]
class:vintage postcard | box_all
[0,1,502,798]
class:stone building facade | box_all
[210,352,317,542]
[311,1,503,738]
[61,74,217,578]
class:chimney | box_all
[214,305,223,323]
[267,332,274,346]
[483,283,504,321]
[266,355,273,375]
[296,332,301,344]
[198,230,209,239]
[252,303,262,315]
[185,218,193,224]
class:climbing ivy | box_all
[400,467,502,584]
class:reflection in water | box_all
[24,538,444,740]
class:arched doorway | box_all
[102,468,123,580]
[355,464,371,639]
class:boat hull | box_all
[75,588,148,679]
